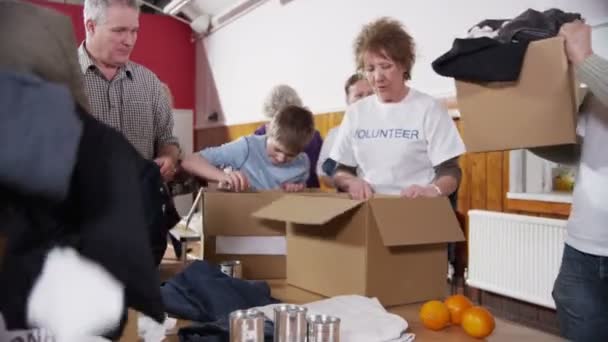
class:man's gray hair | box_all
[262,84,303,119]
[83,0,140,26]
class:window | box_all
[508,150,576,203]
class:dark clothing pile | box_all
[139,159,181,265]
[497,8,582,43]
[432,8,582,82]
[178,318,274,342]
[161,261,279,341]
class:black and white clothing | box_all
[433,8,582,82]
[0,73,165,333]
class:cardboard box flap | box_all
[252,195,364,225]
[370,197,464,247]
[204,191,286,236]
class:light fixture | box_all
[190,14,211,35]
[163,0,193,15]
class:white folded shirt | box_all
[256,295,415,342]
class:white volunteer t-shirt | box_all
[329,88,466,195]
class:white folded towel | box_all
[256,295,415,342]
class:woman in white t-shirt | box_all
[330,17,466,200]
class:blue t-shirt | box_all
[200,134,310,191]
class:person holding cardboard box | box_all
[330,18,465,200]
[183,105,315,192]
[537,21,608,342]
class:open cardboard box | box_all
[201,191,288,279]
[456,37,581,153]
[253,194,464,306]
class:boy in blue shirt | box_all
[183,105,315,192]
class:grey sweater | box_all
[566,54,608,256]
[0,71,82,201]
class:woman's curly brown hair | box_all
[354,17,416,80]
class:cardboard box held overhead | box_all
[201,191,287,279]
[253,194,464,306]
[456,37,579,153]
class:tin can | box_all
[220,260,243,279]
[307,314,340,342]
[229,309,265,342]
[273,304,307,342]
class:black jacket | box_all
[0,72,165,333]
[161,261,278,341]
[432,8,581,82]
[138,158,181,266]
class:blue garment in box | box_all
[161,261,278,342]
[161,261,278,322]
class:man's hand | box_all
[218,171,250,192]
[281,183,306,192]
[154,156,177,182]
[345,178,374,200]
[401,184,441,199]
[559,21,593,65]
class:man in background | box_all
[79,0,180,181]
[316,73,373,188]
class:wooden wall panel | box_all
[486,152,505,211]
[470,153,488,210]
[194,121,263,150]
[326,112,345,135]
[503,151,510,205]
[193,126,229,150]
[194,112,345,151]
[506,199,571,217]
[456,155,470,214]
[313,115,330,140]
[454,120,471,231]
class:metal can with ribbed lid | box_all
[307,314,340,342]
[229,309,264,342]
[273,304,307,342]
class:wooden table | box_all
[165,279,562,341]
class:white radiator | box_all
[466,210,567,309]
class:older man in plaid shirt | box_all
[78,0,180,181]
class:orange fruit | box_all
[461,306,496,338]
[419,300,451,331]
[444,294,473,324]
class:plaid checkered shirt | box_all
[77,43,179,159]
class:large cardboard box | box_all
[456,37,579,153]
[253,194,464,306]
[202,191,287,279]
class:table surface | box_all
[164,279,563,341]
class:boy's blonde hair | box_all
[267,105,314,154]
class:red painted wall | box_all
[29,1,195,111]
